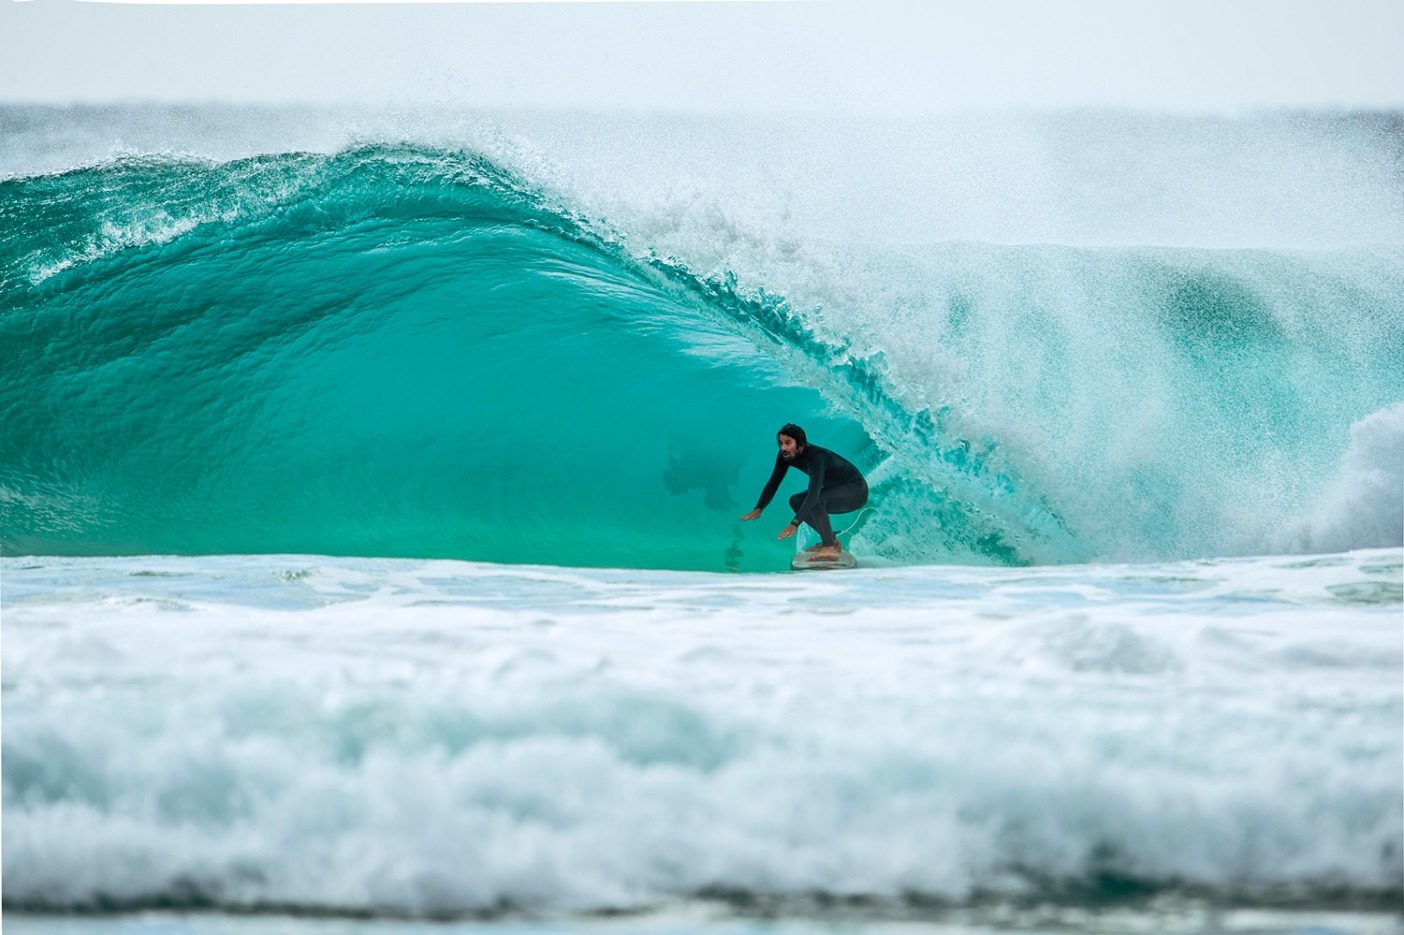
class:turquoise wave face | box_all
[2,146,1060,570]
[7,145,1400,570]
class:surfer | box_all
[741,423,868,561]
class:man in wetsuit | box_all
[740,423,869,560]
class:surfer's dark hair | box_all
[778,423,807,447]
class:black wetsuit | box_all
[754,445,869,546]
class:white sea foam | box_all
[1287,402,1404,554]
[3,551,1400,917]
[27,214,206,285]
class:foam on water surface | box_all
[4,907,1404,935]
[4,550,1400,921]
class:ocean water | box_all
[3,550,1402,933]
[2,105,1403,934]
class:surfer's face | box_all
[778,434,802,460]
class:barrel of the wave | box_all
[0,146,884,572]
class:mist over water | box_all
[6,107,1402,249]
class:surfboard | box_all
[791,550,858,571]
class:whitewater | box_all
[2,105,1402,935]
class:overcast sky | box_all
[3,0,1402,114]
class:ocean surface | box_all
[2,105,1402,934]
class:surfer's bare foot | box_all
[809,544,843,559]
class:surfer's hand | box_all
[777,523,798,541]
[740,509,762,522]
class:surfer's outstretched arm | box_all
[741,454,788,521]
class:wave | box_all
[0,145,1074,570]
[2,144,1401,569]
